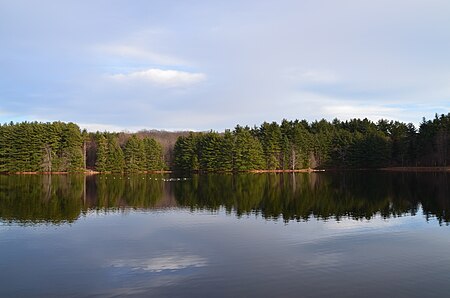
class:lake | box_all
[0,172,449,297]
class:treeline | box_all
[0,122,85,172]
[174,113,450,171]
[174,126,266,171]
[94,134,166,172]
[0,122,166,173]
[1,113,448,173]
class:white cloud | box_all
[109,68,206,88]
[3,0,450,130]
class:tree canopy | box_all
[1,113,448,173]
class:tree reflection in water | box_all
[0,172,448,225]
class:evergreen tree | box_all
[258,122,282,169]
[106,135,125,172]
[233,126,266,171]
[198,132,222,171]
[174,133,199,171]
[124,135,146,172]
[218,130,234,171]
[95,134,108,172]
[143,137,166,171]
[59,123,84,172]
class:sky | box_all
[0,0,449,132]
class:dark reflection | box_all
[0,175,84,224]
[0,172,449,225]
[174,172,450,224]
[0,174,168,225]
[91,175,167,210]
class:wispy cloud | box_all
[109,68,206,88]
[1,0,449,130]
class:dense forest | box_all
[0,121,85,172]
[174,113,450,171]
[0,113,448,173]
[0,122,166,173]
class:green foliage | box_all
[174,126,266,172]
[95,134,108,172]
[233,126,266,171]
[0,122,84,172]
[93,133,166,173]
[257,122,282,169]
[174,133,200,171]
[417,113,450,166]
[198,131,222,171]
[217,130,234,171]
[1,114,448,173]
[106,135,125,172]
[143,138,166,171]
[124,135,146,172]
[172,113,450,171]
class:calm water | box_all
[0,172,449,297]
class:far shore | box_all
[2,166,449,175]
[379,166,450,172]
[249,169,325,173]
[5,170,173,175]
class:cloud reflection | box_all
[111,254,208,273]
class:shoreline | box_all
[378,166,450,172]
[3,170,173,175]
[2,167,449,175]
[249,169,324,173]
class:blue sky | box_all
[0,0,449,131]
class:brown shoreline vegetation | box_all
[6,170,173,175]
[5,167,450,175]
[249,168,325,173]
[379,166,450,172]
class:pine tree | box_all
[257,122,282,169]
[95,134,108,172]
[233,126,266,171]
[198,132,222,171]
[218,130,234,171]
[59,123,84,172]
[124,135,146,172]
[174,133,199,171]
[106,135,125,172]
[143,137,166,171]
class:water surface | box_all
[0,172,449,297]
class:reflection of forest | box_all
[175,172,450,222]
[0,174,170,224]
[174,172,450,224]
[0,172,449,225]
